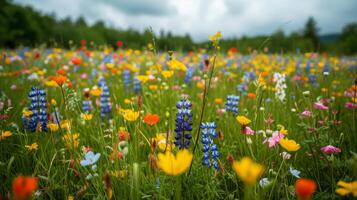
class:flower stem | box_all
[187,45,218,177]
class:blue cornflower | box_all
[80,151,101,166]
[174,98,193,149]
[26,86,48,132]
[201,122,220,170]
[225,94,240,115]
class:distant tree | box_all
[303,17,320,51]
[339,23,357,54]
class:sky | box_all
[13,0,357,42]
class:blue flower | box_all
[133,77,141,94]
[25,86,48,132]
[82,100,92,113]
[225,95,239,116]
[174,98,193,149]
[80,151,101,166]
[201,122,220,170]
[122,70,131,89]
[184,66,194,84]
[98,77,111,119]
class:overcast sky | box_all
[13,0,357,42]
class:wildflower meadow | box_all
[1,28,357,200]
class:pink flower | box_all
[216,108,225,115]
[345,102,357,109]
[80,73,88,79]
[314,102,328,110]
[172,85,181,91]
[193,76,201,81]
[300,108,312,117]
[320,145,341,155]
[264,131,284,148]
[243,126,255,135]
[10,84,17,90]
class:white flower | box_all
[289,167,301,178]
[280,152,291,160]
[273,73,287,102]
[259,178,271,187]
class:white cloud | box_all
[14,0,357,41]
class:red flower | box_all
[71,58,82,65]
[117,41,123,48]
[143,114,160,126]
[12,176,38,200]
[295,178,316,200]
[118,131,130,141]
[80,40,87,46]
[56,69,66,75]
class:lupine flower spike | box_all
[174,98,193,149]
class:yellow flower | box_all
[60,120,71,130]
[51,99,57,106]
[279,138,300,152]
[232,157,264,185]
[279,127,288,135]
[149,85,158,91]
[157,149,193,176]
[47,123,59,132]
[81,113,93,121]
[110,170,128,178]
[167,60,187,71]
[152,133,174,152]
[22,110,32,117]
[236,116,251,126]
[90,86,102,97]
[336,181,357,197]
[45,80,58,87]
[25,143,39,151]
[136,75,150,83]
[120,109,140,122]
[63,133,80,149]
[106,63,115,69]
[209,31,222,42]
[0,131,12,140]
[124,98,132,104]
[161,70,174,78]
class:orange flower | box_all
[12,176,38,200]
[143,114,160,126]
[247,93,256,99]
[214,98,223,105]
[50,75,67,86]
[295,178,316,200]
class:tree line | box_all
[0,0,356,54]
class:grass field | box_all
[0,35,357,199]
